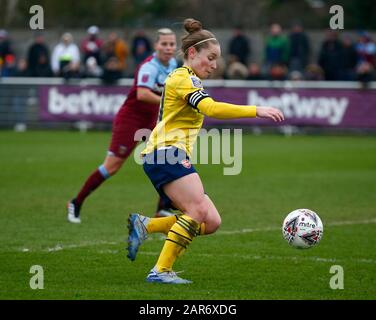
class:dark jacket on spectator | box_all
[318,39,344,80]
[229,34,251,65]
[27,43,52,77]
[289,31,310,71]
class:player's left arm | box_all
[187,91,284,122]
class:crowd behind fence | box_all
[1,24,375,85]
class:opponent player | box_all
[67,28,177,223]
[126,19,284,283]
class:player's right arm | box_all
[137,87,160,105]
[136,61,161,105]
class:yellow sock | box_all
[155,215,200,272]
[146,215,178,235]
[145,214,206,236]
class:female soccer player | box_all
[127,19,284,283]
[67,28,177,223]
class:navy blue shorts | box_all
[143,147,196,209]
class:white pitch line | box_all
[217,226,280,235]
[328,218,376,226]
[20,240,119,253]
[63,249,376,265]
[47,241,118,252]
[66,248,376,265]
[217,218,376,235]
[15,218,376,253]
[188,252,376,265]
[112,250,376,265]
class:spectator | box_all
[355,31,376,68]
[341,34,358,81]
[354,31,376,85]
[102,56,123,84]
[288,70,304,81]
[83,56,103,78]
[304,64,325,81]
[81,25,103,66]
[33,53,53,77]
[0,29,13,62]
[51,33,81,78]
[318,30,344,80]
[131,30,152,67]
[225,55,248,79]
[228,26,251,65]
[289,22,310,72]
[264,23,289,68]
[14,58,30,77]
[101,36,123,83]
[247,63,265,80]
[268,63,288,81]
[105,32,130,74]
[1,54,17,77]
[27,32,53,77]
[356,61,375,85]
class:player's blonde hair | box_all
[181,18,218,58]
[155,28,175,42]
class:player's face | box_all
[155,34,177,65]
[190,43,221,79]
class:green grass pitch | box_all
[0,130,375,299]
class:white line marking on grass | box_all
[217,218,376,235]
[194,253,376,264]
[217,226,280,235]
[70,249,376,265]
[328,218,376,226]
[46,241,119,252]
[20,240,118,253]
[15,218,376,254]
[135,251,376,265]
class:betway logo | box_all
[248,90,349,125]
[48,88,126,116]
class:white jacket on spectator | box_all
[51,34,80,74]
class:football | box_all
[282,209,324,249]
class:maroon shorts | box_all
[108,106,158,159]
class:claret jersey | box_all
[125,53,177,113]
[109,53,177,159]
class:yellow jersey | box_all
[142,66,257,157]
